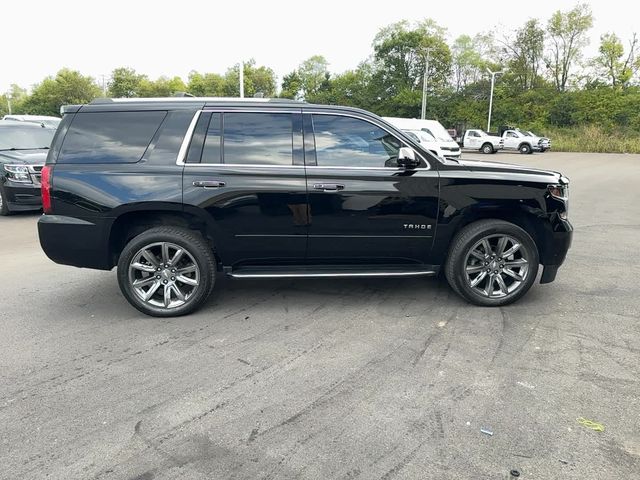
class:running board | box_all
[227,266,437,279]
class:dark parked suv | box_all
[0,122,56,215]
[38,98,572,316]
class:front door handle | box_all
[193,180,226,189]
[313,183,345,192]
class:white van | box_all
[383,117,461,159]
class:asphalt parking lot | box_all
[1,151,639,480]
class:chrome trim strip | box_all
[228,270,436,279]
[235,234,432,238]
[184,163,304,169]
[176,110,203,166]
[176,109,434,171]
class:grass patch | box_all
[543,126,640,153]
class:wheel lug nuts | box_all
[500,264,504,268]
[156,275,160,279]
[156,267,161,271]
[163,280,168,284]
[171,277,175,281]
[172,269,176,273]
[494,270,499,274]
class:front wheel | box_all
[117,226,216,317]
[481,143,494,154]
[445,220,539,306]
[519,144,532,154]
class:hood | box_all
[456,158,566,183]
[0,149,48,165]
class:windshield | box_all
[522,131,532,136]
[405,129,436,144]
[0,126,55,151]
[421,123,454,142]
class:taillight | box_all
[41,165,52,214]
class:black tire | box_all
[117,226,216,317]
[444,220,539,307]
[519,143,532,154]
[0,186,11,216]
[481,143,494,154]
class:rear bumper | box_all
[2,181,42,211]
[38,215,112,270]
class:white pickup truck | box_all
[500,129,545,154]
[460,129,504,154]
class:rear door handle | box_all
[193,180,226,189]
[313,183,345,192]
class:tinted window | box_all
[223,113,292,165]
[312,115,402,168]
[58,111,166,164]
[0,125,55,150]
[201,113,222,163]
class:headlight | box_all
[548,184,568,200]
[4,165,32,183]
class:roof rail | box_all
[88,96,306,104]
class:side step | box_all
[227,265,437,279]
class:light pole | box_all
[486,68,503,132]
[421,49,433,120]
[239,60,244,98]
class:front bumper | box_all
[539,218,573,284]
[38,215,112,270]
[1,180,42,211]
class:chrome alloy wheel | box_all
[128,242,200,309]
[464,234,529,298]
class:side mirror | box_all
[397,147,420,169]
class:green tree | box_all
[546,3,593,91]
[107,68,147,97]
[594,33,639,87]
[279,70,303,99]
[137,76,187,97]
[502,19,545,90]
[187,71,225,96]
[0,84,28,116]
[22,69,101,116]
[297,55,330,99]
[452,34,488,91]
[222,60,277,97]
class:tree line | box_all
[2,3,639,135]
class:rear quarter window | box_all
[58,111,166,164]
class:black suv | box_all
[0,122,56,215]
[38,98,572,316]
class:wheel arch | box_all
[108,205,221,269]
[435,203,547,266]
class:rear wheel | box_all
[481,143,494,154]
[445,220,539,306]
[117,226,216,317]
[519,143,532,154]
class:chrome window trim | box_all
[176,108,433,172]
[176,110,203,166]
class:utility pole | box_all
[421,49,432,120]
[6,96,11,115]
[239,60,244,98]
[486,68,503,132]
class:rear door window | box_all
[58,111,166,164]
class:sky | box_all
[2,0,638,93]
